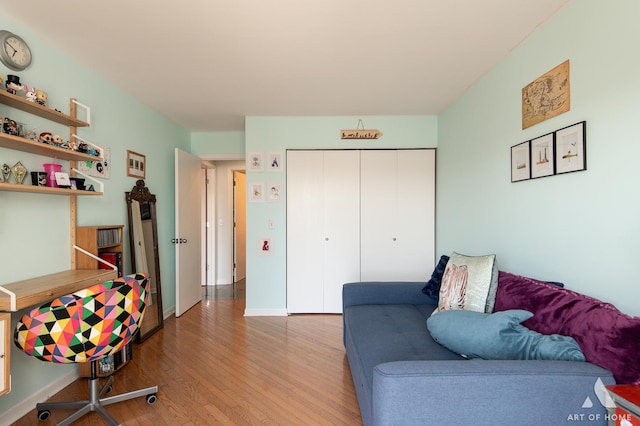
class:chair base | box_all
[36,374,158,426]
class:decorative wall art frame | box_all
[258,237,273,256]
[555,121,586,175]
[268,152,283,171]
[127,150,146,178]
[249,182,265,202]
[530,132,555,179]
[248,152,264,172]
[267,182,282,202]
[78,147,111,179]
[511,141,531,182]
[522,60,570,129]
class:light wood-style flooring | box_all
[12,284,362,425]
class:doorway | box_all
[233,171,246,284]
[201,160,246,300]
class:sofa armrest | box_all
[372,360,614,426]
[342,282,434,310]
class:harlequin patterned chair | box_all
[14,273,158,426]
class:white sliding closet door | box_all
[361,149,435,281]
[287,151,324,313]
[287,150,360,313]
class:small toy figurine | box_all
[2,117,18,136]
[11,161,27,184]
[39,132,53,144]
[35,89,48,106]
[5,75,22,95]
[51,134,63,146]
[23,85,37,102]
[24,129,37,140]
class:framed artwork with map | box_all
[522,60,570,129]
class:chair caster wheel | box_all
[146,393,157,404]
[38,410,51,421]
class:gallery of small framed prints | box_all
[511,121,585,182]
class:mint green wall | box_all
[191,132,245,156]
[437,0,640,316]
[0,17,188,417]
[244,116,437,313]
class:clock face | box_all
[0,31,32,71]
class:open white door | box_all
[175,148,202,317]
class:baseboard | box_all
[243,308,288,317]
[163,306,175,319]
[0,369,78,425]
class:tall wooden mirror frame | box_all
[125,179,164,342]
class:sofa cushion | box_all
[344,304,464,389]
[427,309,586,361]
[421,255,450,299]
[436,252,498,314]
[494,271,640,384]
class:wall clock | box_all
[0,30,32,71]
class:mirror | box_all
[126,179,164,342]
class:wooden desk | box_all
[0,269,117,312]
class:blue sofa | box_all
[342,281,617,426]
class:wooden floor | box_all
[12,286,362,425]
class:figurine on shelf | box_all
[24,129,37,140]
[5,75,22,95]
[11,161,27,184]
[35,89,48,106]
[39,131,53,144]
[23,85,37,102]
[1,163,11,182]
[51,134,63,147]
[2,117,18,136]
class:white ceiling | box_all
[1,0,569,132]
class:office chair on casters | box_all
[14,273,158,426]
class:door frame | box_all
[232,170,246,282]
[199,154,244,286]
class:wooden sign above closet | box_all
[340,119,383,140]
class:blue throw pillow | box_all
[422,255,450,299]
[426,309,586,361]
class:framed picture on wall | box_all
[127,150,146,178]
[267,182,282,202]
[555,121,586,174]
[511,141,531,182]
[247,152,264,172]
[268,152,283,171]
[249,182,265,202]
[530,132,555,179]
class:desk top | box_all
[0,269,117,312]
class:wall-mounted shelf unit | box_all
[0,90,89,127]
[0,89,114,394]
[0,132,99,161]
[0,181,102,195]
[0,90,102,195]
